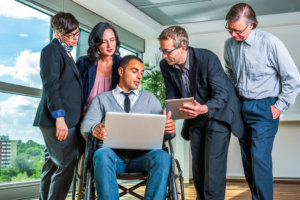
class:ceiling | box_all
[126,0,300,25]
[73,0,300,39]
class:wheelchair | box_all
[72,133,185,200]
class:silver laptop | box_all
[104,112,166,150]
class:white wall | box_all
[144,12,300,178]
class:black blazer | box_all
[160,47,245,139]
[33,39,83,128]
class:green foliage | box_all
[0,140,45,183]
[0,167,20,182]
[17,140,44,155]
[14,153,35,176]
[11,172,29,182]
[141,53,166,108]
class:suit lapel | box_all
[54,39,80,79]
[64,53,80,79]
[188,48,197,97]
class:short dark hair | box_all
[158,25,189,47]
[51,12,79,34]
[226,3,258,29]
[87,22,120,64]
[119,55,143,69]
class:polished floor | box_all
[120,181,300,200]
[70,180,300,200]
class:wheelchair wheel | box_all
[168,174,178,200]
[167,158,184,200]
[84,168,95,200]
[72,164,77,200]
[174,159,184,200]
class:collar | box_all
[58,38,73,53]
[115,85,139,96]
[244,29,256,46]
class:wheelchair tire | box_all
[84,168,93,200]
[168,174,178,200]
[167,158,185,200]
[72,164,77,200]
[174,159,184,200]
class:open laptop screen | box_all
[104,112,166,150]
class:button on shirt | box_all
[173,52,192,97]
[112,85,139,111]
[224,29,300,112]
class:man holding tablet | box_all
[158,26,244,200]
[81,55,175,200]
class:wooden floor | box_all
[70,180,300,200]
[119,181,300,200]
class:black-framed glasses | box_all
[225,22,249,34]
[159,47,178,55]
[63,29,81,39]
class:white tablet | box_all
[104,112,166,150]
[166,97,195,119]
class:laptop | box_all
[104,112,166,150]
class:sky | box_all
[0,1,137,144]
[0,0,50,144]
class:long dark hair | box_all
[87,22,120,64]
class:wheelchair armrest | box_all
[84,135,103,164]
[163,133,176,142]
[162,133,177,157]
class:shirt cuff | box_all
[51,109,66,119]
[91,124,100,135]
[274,99,288,113]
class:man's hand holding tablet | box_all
[165,97,195,119]
[180,100,208,118]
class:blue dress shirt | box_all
[224,29,300,112]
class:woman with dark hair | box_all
[77,22,122,116]
[33,12,82,200]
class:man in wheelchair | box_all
[80,55,176,199]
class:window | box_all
[0,0,48,183]
[76,28,90,58]
[0,0,142,184]
[0,0,50,89]
[119,45,139,57]
[0,94,43,182]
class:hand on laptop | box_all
[180,100,208,118]
[93,123,107,140]
[164,109,175,134]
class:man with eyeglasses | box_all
[158,25,245,200]
[224,3,300,200]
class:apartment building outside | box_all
[0,136,17,168]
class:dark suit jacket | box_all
[33,39,83,128]
[160,47,245,139]
[76,55,121,106]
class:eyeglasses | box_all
[159,47,178,55]
[63,29,81,39]
[225,23,249,34]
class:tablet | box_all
[104,112,166,150]
[165,97,195,119]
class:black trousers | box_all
[189,119,231,200]
[39,126,78,200]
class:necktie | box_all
[121,91,132,113]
